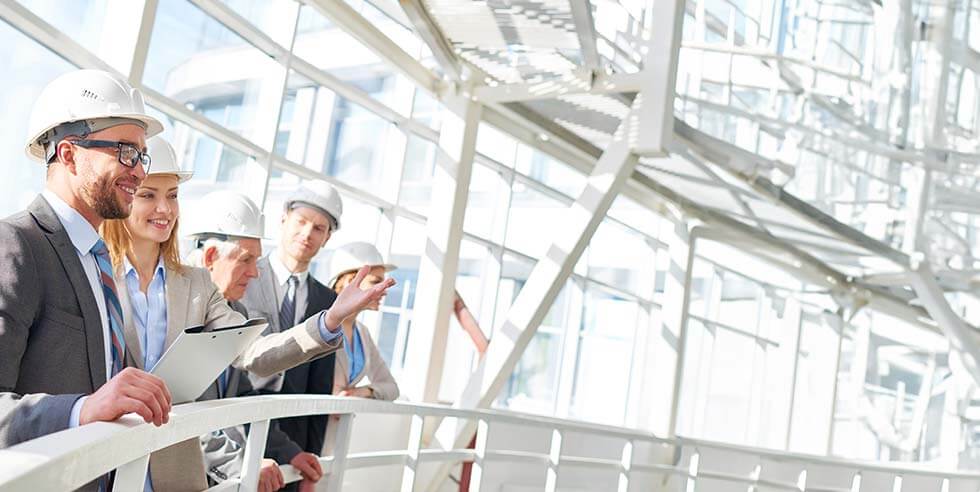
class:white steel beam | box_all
[0,0,111,71]
[302,0,441,95]
[663,223,698,437]
[0,0,438,225]
[398,0,463,80]
[569,0,601,70]
[97,0,149,76]
[474,70,644,103]
[189,0,438,142]
[425,108,640,490]
[633,0,685,156]
[634,171,940,337]
[401,95,482,403]
[673,119,911,268]
[909,262,980,389]
[903,168,932,255]
[127,0,159,85]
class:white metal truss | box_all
[401,95,482,404]
[427,106,641,490]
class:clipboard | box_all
[150,318,268,403]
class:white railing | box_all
[0,395,977,492]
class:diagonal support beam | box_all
[303,0,441,94]
[909,262,980,389]
[399,0,463,80]
[424,109,640,490]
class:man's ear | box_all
[203,246,218,269]
[55,140,77,173]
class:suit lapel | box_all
[30,196,107,389]
[257,257,281,331]
[305,277,326,318]
[114,270,144,370]
[165,269,190,349]
[336,333,349,388]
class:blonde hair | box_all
[332,271,358,294]
[100,218,185,275]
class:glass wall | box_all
[2,0,972,471]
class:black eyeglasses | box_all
[71,139,151,171]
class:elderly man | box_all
[240,180,343,488]
[0,70,170,491]
[186,189,391,491]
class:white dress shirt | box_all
[269,251,310,326]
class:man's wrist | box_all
[316,312,344,343]
[69,395,88,428]
[323,309,342,332]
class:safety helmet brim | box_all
[25,114,164,162]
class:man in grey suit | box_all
[0,70,173,488]
[241,180,344,490]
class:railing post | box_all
[112,455,150,491]
[400,414,425,492]
[617,439,633,492]
[467,419,490,492]
[544,429,563,492]
[326,414,353,492]
[240,419,271,492]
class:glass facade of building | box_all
[3,0,980,470]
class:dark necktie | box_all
[279,275,299,330]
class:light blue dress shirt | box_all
[124,257,168,371]
[122,258,169,492]
[342,324,366,385]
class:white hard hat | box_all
[284,179,343,231]
[327,242,396,288]
[187,190,265,241]
[25,69,163,162]
[146,136,193,183]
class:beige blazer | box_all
[334,323,399,401]
[323,323,399,456]
[116,265,343,491]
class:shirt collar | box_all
[41,189,100,255]
[123,255,167,282]
[269,250,309,286]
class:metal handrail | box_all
[0,395,977,491]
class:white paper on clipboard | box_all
[150,318,268,403]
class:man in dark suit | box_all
[241,179,345,490]
[0,70,172,490]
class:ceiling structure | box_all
[377,0,980,383]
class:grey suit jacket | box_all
[334,324,399,402]
[0,195,106,491]
[241,256,340,463]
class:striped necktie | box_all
[91,239,126,377]
[279,275,299,330]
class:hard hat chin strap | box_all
[42,117,148,163]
